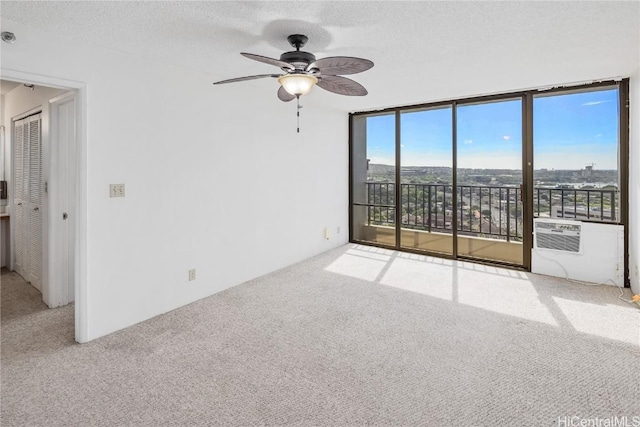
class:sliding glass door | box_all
[456,98,524,265]
[399,107,454,255]
[350,100,526,266]
[350,113,397,247]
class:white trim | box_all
[75,86,88,343]
[9,120,14,273]
[9,115,16,273]
[1,69,86,91]
[1,68,88,343]
[48,91,75,105]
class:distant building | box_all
[551,206,613,221]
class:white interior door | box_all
[49,93,76,305]
[28,115,43,289]
[13,113,43,291]
[13,119,27,279]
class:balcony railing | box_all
[364,182,618,242]
[533,187,617,221]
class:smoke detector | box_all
[1,32,16,44]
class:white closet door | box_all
[13,119,27,278]
[12,113,43,291]
[28,115,43,290]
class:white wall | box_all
[0,94,6,267]
[629,68,640,295]
[0,92,11,215]
[1,94,5,213]
[1,18,349,341]
[532,222,624,287]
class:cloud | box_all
[581,100,611,107]
[464,139,473,144]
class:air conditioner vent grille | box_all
[536,232,580,252]
[534,219,582,253]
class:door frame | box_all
[2,68,88,343]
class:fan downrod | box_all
[287,34,308,51]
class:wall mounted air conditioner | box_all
[531,218,624,287]
[533,218,582,254]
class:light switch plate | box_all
[110,184,125,198]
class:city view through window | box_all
[354,86,620,262]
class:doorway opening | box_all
[0,72,87,342]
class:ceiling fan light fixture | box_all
[278,74,318,96]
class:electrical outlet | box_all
[324,227,330,240]
[110,184,125,198]
[188,269,196,281]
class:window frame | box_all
[349,79,630,286]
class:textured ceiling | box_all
[1,1,639,111]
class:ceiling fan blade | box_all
[241,52,294,70]
[213,74,281,85]
[317,75,368,96]
[277,86,296,102]
[308,56,374,75]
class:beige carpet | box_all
[1,244,639,426]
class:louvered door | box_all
[28,116,42,289]
[13,113,43,291]
[13,119,27,279]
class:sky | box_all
[365,87,619,170]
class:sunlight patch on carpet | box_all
[552,297,640,345]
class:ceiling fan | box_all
[214,34,373,100]
[213,34,373,132]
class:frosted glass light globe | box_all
[278,74,318,96]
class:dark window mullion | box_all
[395,110,401,249]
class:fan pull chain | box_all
[296,95,301,133]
